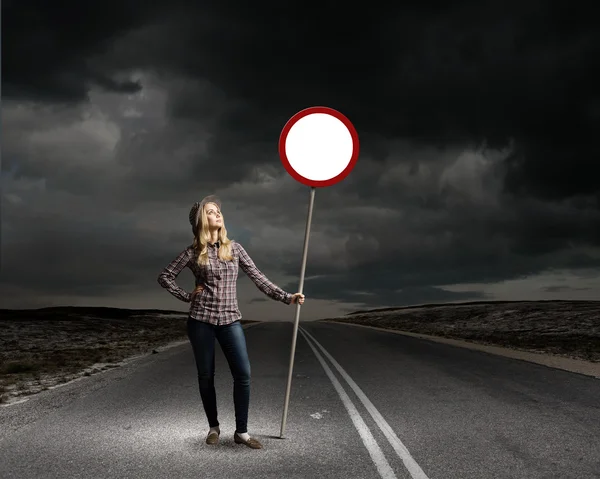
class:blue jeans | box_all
[186,318,252,434]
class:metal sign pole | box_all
[280,186,316,438]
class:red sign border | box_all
[278,106,359,187]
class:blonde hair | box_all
[193,202,234,265]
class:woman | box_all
[157,195,305,449]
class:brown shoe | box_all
[206,428,220,445]
[234,432,262,449]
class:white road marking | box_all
[299,328,398,478]
[300,327,430,479]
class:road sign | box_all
[278,106,360,438]
[279,106,360,188]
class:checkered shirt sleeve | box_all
[157,247,193,303]
[235,242,293,305]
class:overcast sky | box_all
[2,0,599,321]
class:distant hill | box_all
[0,306,187,320]
[346,299,600,315]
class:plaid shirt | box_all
[158,241,293,325]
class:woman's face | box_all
[204,202,222,229]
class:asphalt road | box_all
[1,321,599,479]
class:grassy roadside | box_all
[0,307,260,404]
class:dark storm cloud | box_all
[269,184,600,308]
[1,192,169,296]
[3,0,600,312]
[109,0,599,203]
[6,0,599,200]
[2,0,155,102]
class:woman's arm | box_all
[157,247,193,303]
[236,242,293,304]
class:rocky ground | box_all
[321,300,600,363]
[0,307,258,405]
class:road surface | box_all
[1,321,598,478]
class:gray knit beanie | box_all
[189,195,222,234]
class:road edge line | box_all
[319,320,600,379]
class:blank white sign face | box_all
[284,113,354,181]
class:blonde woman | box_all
[158,195,305,449]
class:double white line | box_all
[299,327,430,479]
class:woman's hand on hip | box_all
[191,284,205,301]
[290,293,305,305]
